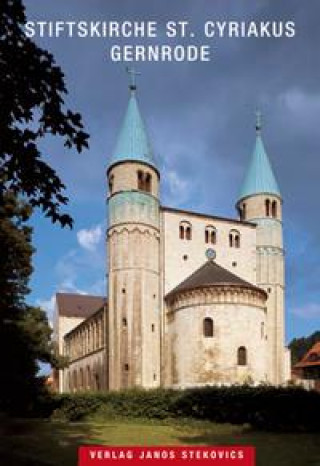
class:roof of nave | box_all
[161,206,256,228]
[56,293,107,318]
[238,113,281,202]
[108,80,158,172]
[294,342,320,369]
[166,260,266,299]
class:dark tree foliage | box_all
[289,331,320,365]
[0,0,89,227]
[0,193,66,414]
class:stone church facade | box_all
[54,79,291,393]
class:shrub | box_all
[47,386,320,432]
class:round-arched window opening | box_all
[203,317,214,338]
[237,346,247,366]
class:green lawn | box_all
[0,417,319,466]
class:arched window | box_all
[137,170,144,190]
[271,200,277,218]
[137,170,152,193]
[229,233,233,247]
[205,229,209,243]
[237,346,247,366]
[265,199,270,217]
[73,370,77,392]
[79,368,84,390]
[95,320,99,350]
[205,226,216,244]
[145,173,152,193]
[179,224,184,239]
[179,221,192,240]
[86,365,91,390]
[229,230,240,248]
[235,234,240,248]
[95,371,100,390]
[203,318,214,337]
[108,174,114,194]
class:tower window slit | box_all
[237,346,247,366]
[137,170,144,190]
[109,174,114,194]
[265,199,270,217]
[145,173,152,193]
[203,317,214,337]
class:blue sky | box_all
[23,0,320,343]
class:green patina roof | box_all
[109,90,157,170]
[238,125,281,202]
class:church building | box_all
[54,76,291,393]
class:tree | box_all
[0,193,66,413]
[0,0,89,228]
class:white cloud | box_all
[36,295,56,325]
[35,221,106,322]
[164,169,190,206]
[291,303,320,319]
[279,88,320,119]
[77,224,103,251]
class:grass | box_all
[0,416,319,466]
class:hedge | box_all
[41,386,320,432]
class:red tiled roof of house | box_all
[294,341,320,368]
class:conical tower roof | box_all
[108,79,157,172]
[238,114,280,202]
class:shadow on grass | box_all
[1,417,320,466]
[0,418,94,466]
[176,427,320,466]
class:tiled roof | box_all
[294,342,320,368]
[166,260,266,299]
[56,293,107,318]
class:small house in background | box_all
[293,342,320,391]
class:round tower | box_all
[236,113,285,385]
[107,73,161,390]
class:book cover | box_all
[0,1,319,465]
